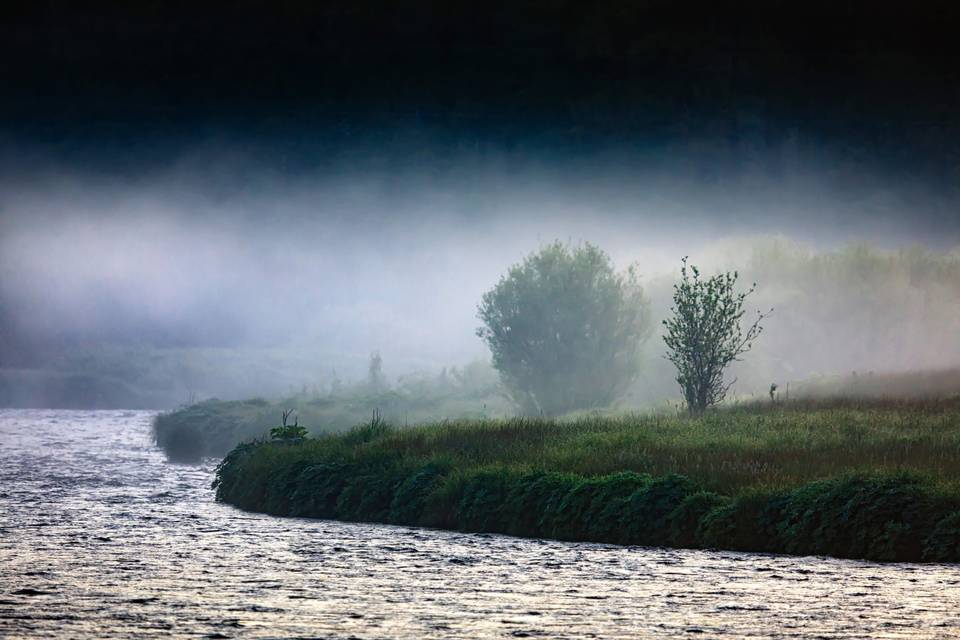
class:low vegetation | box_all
[171,242,960,562]
[154,362,510,461]
[213,398,960,562]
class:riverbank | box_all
[155,367,960,462]
[214,399,960,563]
[153,368,510,461]
[8,410,960,638]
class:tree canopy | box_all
[477,242,651,415]
[663,257,768,414]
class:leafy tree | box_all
[477,241,651,415]
[663,257,769,415]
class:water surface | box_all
[1,409,959,638]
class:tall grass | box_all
[214,398,960,562]
[332,398,960,493]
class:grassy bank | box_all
[154,372,511,461]
[213,399,960,563]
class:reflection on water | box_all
[1,409,959,639]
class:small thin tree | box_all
[663,257,770,415]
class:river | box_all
[1,409,959,639]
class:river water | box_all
[1,410,959,639]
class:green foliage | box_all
[288,462,350,518]
[153,362,511,460]
[545,471,652,542]
[663,257,769,414]
[213,400,960,562]
[336,470,405,523]
[456,467,518,532]
[698,489,786,553]
[211,439,274,511]
[269,409,308,442]
[667,491,731,548]
[924,512,960,562]
[775,474,949,561]
[262,459,312,515]
[693,474,960,562]
[501,471,580,538]
[340,409,393,446]
[477,241,652,415]
[389,461,450,525]
[580,472,653,542]
[269,424,308,441]
[617,474,698,546]
[419,473,470,529]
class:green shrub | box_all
[582,472,653,543]
[270,423,308,441]
[699,489,787,553]
[667,491,731,548]
[341,413,394,447]
[336,470,406,522]
[777,475,938,561]
[263,459,312,515]
[501,471,578,538]
[456,467,518,532]
[924,511,960,562]
[419,472,469,529]
[212,440,270,510]
[389,462,450,525]
[288,462,350,518]
[617,474,698,546]
[546,477,602,541]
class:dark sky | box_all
[2,1,959,181]
[2,1,960,370]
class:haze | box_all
[2,143,958,408]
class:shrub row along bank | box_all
[214,414,960,563]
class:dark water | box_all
[1,410,959,639]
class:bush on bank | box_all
[153,371,510,462]
[213,409,960,563]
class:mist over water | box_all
[3,6,960,640]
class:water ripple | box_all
[1,409,959,638]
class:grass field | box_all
[213,398,960,563]
[353,398,960,493]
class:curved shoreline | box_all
[213,408,960,564]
